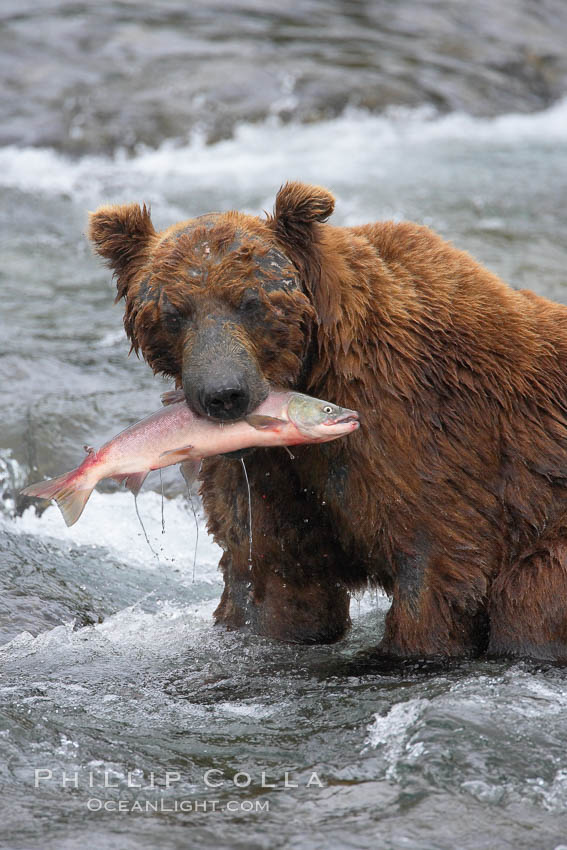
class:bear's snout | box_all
[181,316,270,422]
[199,381,250,421]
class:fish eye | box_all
[323,405,333,414]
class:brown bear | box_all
[88,182,567,662]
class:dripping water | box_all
[159,469,165,535]
[184,481,200,583]
[134,494,159,560]
[240,457,253,570]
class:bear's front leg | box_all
[214,550,350,643]
[200,453,351,644]
[378,548,490,660]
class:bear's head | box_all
[88,182,335,421]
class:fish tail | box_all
[21,469,94,527]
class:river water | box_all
[1,3,567,849]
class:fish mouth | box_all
[326,412,360,426]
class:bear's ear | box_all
[88,203,156,300]
[268,182,335,254]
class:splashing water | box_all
[240,457,253,570]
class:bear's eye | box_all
[161,294,192,334]
[163,310,182,333]
[238,290,262,313]
[162,306,191,335]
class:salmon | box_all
[21,390,359,526]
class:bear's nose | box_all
[200,385,250,421]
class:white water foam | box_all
[364,698,429,779]
[0,486,225,660]
[0,574,223,670]
[350,587,391,619]
[1,98,565,211]
[362,671,567,811]
[5,489,222,579]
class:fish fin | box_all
[112,471,149,495]
[21,470,93,527]
[159,445,195,464]
[161,389,185,406]
[124,471,148,496]
[180,460,201,487]
[245,414,286,430]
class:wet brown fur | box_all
[89,182,567,661]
